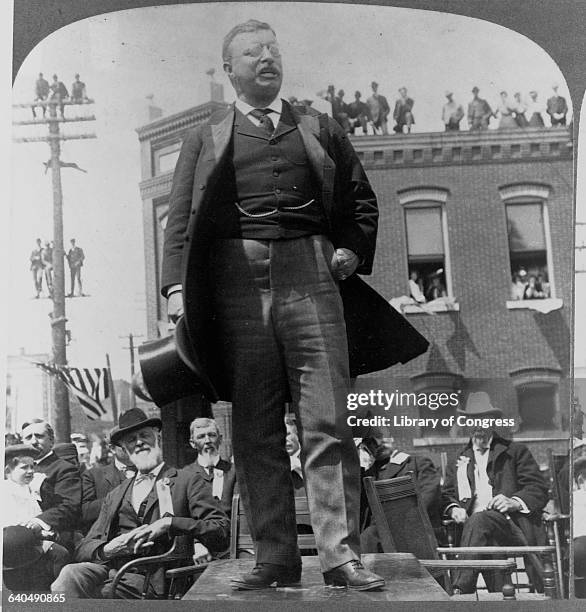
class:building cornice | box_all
[139,172,174,200]
[351,127,573,170]
[136,101,230,142]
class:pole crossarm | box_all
[13,115,97,125]
[14,134,97,143]
[12,99,96,109]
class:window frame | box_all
[399,188,454,304]
[509,366,562,432]
[500,184,558,306]
[152,141,182,176]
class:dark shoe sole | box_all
[230,579,301,591]
[325,578,386,591]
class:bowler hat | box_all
[110,408,162,445]
[4,444,38,462]
[3,526,43,570]
[458,391,503,416]
[136,316,212,407]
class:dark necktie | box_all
[207,466,214,480]
[249,108,275,135]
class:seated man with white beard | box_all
[51,409,230,599]
[186,418,236,517]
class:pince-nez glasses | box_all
[233,43,281,59]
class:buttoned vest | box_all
[117,482,158,534]
[208,105,327,239]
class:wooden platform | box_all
[183,553,450,602]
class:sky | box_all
[4,1,582,385]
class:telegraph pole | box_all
[13,97,96,442]
[120,332,143,409]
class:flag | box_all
[33,362,110,420]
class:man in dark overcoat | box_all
[161,19,427,591]
[439,393,549,593]
[21,419,82,551]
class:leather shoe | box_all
[323,559,385,591]
[230,563,302,590]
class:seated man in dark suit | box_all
[439,393,549,594]
[185,418,236,517]
[359,436,441,552]
[21,419,82,552]
[80,432,136,533]
[51,409,229,599]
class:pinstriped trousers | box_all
[210,235,361,571]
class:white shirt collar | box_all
[136,461,165,478]
[34,450,54,465]
[235,97,283,118]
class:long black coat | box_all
[440,434,549,545]
[35,451,82,535]
[162,102,428,402]
[184,458,236,517]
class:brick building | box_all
[137,101,572,468]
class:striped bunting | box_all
[33,362,110,420]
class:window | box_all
[515,383,557,431]
[400,188,452,306]
[506,202,551,299]
[501,184,555,302]
[510,367,561,432]
[153,142,181,176]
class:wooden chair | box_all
[545,449,570,597]
[230,493,318,558]
[439,452,566,599]
[109,536,208,599]
[363,474,523,599]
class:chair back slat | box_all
[230,493,317,558]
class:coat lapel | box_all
[210,107,235,162]
[294,109,335,221]
[106,477,134,535]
